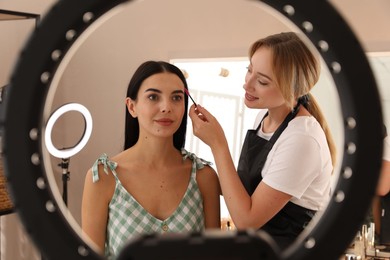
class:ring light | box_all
[1,0,383,259]
[44,103,93,159]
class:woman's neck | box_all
[263,105,292,133]
[131,137,181,165]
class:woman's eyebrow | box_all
[172,90,185,95]
[256,71,272,81]
[250,62,272,81]
[144,88,161,93]
[144,88,185,94]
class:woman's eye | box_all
[258,80,268,86]
[148,94,158,101]
[172,95,183,102]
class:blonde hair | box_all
[249,32,337,168]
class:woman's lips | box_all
[155,118,174,126]
[245,92,258,102]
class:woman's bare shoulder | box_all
[196,165,221,193]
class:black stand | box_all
[58,158,70,206]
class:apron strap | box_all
[253,103,301,174]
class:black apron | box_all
[380,193,390,245]
[380,125,390,246]
[237,104,316,250]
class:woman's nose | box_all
[244,75,254,90]
[161,100,172,113]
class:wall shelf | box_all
[0,9,40,26]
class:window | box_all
[172,58,257,220]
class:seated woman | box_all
[81,61,221,259]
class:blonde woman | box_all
[189,32,336,249]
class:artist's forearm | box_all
[377,160,390,196]
[210,141,254,227]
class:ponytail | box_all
[306,93,337,169]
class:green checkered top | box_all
[91,148,211,259]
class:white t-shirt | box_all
[384,136,390,161]
[253,110,333,211]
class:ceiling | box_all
[1,0,389,51]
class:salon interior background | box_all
[1,0,390,259]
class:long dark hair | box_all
[124,61,189,150]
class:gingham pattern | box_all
[91,149,211,259]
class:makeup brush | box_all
[184,88,197,107]
[184,88,207,121]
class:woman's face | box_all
[243,47,286,110]
[127,72,186,139]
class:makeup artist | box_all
[189,32,336,250]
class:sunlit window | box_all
[172,58,257,221]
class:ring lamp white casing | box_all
[44,103,93,159]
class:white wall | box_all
[1,0,390,259]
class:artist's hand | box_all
[189,104,227,149]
